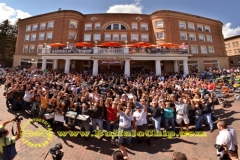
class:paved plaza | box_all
[0,87,239,160]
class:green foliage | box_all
[0,19,18,67]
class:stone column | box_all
[183,60,189,75]
[155,60,161,76]
[42,58,47,71]
[64,59,71,73]
[92,59,99,76]
[53,59,58,70]
[124,59,130,77]
[174,61,179,73]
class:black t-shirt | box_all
[91,105,103,119]
[201,102,212,114]
[151,107,162,118]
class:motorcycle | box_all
[212,90,226,107]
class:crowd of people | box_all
[1,66,239,160]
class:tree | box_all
[0,19,18,67]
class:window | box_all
[229,50,232,54]
[201,46,207,54]
[197,24,203,31]
[106,23,126,30]
[84,34,91,41]
[206,35,212,42]
[236,41,239,47]
[37,45,43,53]
[31,34,36,41]
[228,43,230,48]
[229,58,234,65]
[188,23,195,30]
[29,45,35,53]
[93,34,101,41]
[140,23,148,30]
[157,32,164,39]
[232,42,236,47]
[25,35,30,41]
[32,24,38,31]
[179,21,186,29]
[191,45,198,54]
[39,33,44,40]
[105,34,111,41]
[23,45,28,53]
[189,34,196,41]
[40,23,46,30]
[205,25,211,32]
[155,21,163,28]
[69,21,77,28]
[131,34,138,41]
[199,35,205,42]
[113,34,119,41]
[132,23,137,30]
[85,23,92,30]
[68,32,76,40]
[208,46,214,54]
[46,32,53,40]
[180,33,187,40]
[48,21,54,29]
[26,25,31,32]
[141,34,148,41]
[121,34,127,41]
[234,49,237,54]
[95,23,101,30]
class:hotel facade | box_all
[13,10,229,76]
[224,34,240,67]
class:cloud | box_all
[222,23,240,38]
[0,3,31,24]
[106,0,143,14]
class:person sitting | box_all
[221,84,230,98]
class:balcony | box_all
[39,47,189,55]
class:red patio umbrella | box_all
[131,42,153,47]
[101,42,122,47]
[49,43,67,48]
[75,42,94,47]
[159,43,179,48]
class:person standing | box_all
[216,121,237,160]
[201,97,214,132]
[175,98,189,131]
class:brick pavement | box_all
[0,86,239,160]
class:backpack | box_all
[2,138,17,160]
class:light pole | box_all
[66,41,69,48]
[95,41,98,47]
[125,41,128,47]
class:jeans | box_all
[152,117,161,131]
[91,118,103,131]
[118,127,132,145]
[30,101,41,115]
[203,113,213,130]
[195,115,203,130]
[22,100,32,111]
[80,119,91,132]
[164,117,176,131]
[38,108,46,118]
[106,120,119,131]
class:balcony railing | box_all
[41,47,189,54]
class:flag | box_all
[179,42,189,49]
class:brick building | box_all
[13,9,229,76]
[224,34,240,67]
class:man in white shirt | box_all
[227,126,238,158]
[215,121,237,159]
[118,102,135,147]
[175,98,189,131]
[133,99,150,145]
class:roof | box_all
[150,10,223,25]
[224,34,240,41]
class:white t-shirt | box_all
[119,111,133,129]
[216,129,235,156]
[133,110,147,126]
[228,126,238,145]
[23,91,33,102]
[175,102,188,115]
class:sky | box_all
[1,0,240,38]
